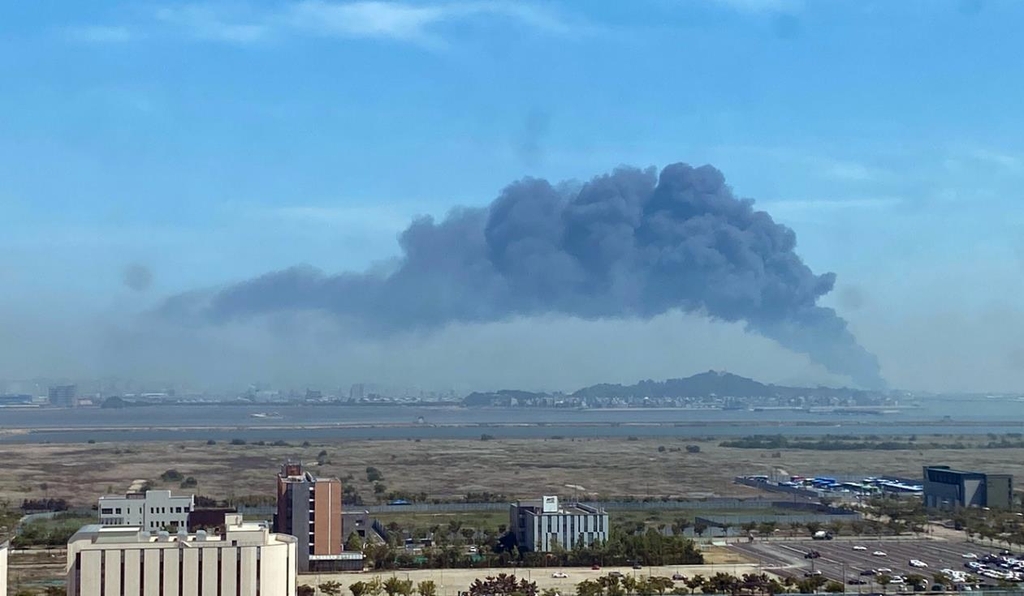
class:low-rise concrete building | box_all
[67,514,296,596]
[510,496,608,553]
[99,488,195,530]
[1,540,9,596]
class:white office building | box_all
[99,489,195,530]
[510,495,608,552]
[67,514,296,596]
[1,540,9,596]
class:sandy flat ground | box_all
[309,563,770,595]
[2,437,1023,506]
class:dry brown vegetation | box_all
[2,436,1023,506]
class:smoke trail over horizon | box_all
[160,162,885,389]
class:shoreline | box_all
[2,418,1023,433]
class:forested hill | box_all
[462,370,874,406]
[573,370,771,399]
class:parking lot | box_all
[730,538,1004,589]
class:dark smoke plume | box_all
[123,263,154,292]
[161,163,885,388]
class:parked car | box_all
[860,570,877,576]
[848,579,868,585]
[591,565,601,571]
[633,564,643,570]
[551,572,568,579]
[873,551,888,557]
[910,560,929,568]
[804,571,823,577]
[853,545,868,551]
[672,574,685,581]
[805,551,822,559]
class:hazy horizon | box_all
[4,0,1024,394]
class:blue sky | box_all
[3,0,1024,392]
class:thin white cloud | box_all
[706,0,802,14]
[150,1,578,46]
[63,25,135,43]
[965,147,1023,173]
[155,5,269,43]
[758,197,902,213]
[259,204,417,232]
[818,159,882,182]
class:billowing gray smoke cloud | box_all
[123,263,154,292]
[161,163,885,388]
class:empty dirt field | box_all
[2,436,1023,506]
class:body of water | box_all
[1,397,1022,443]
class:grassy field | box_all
[2,436,1024,507]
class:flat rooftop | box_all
[513,500,605,515]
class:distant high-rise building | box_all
[274,463,358,571]
[349,384,365,400]
[48,384,77,407]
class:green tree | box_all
[706,573,738,595]
[685,576,705,595]
[417,581,438,596]
[468,574,538,596]
[383,577,414,596]
[298,586,316,596]
[876,574,892,594]
[346,532,364,551]
[383,577,403,596]
[321,581,343,596]
[756,522,777,536]
[648,577,675,596]
[905,575,926,590]
[823,581,844,593]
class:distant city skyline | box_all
[3,1,1024,392]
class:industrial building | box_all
[510,496,608,553]
[66,514,296,596]
[98,488,195,530]
[923,465,1014,510]
[274,462,361,572]
[48,384,77,407]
